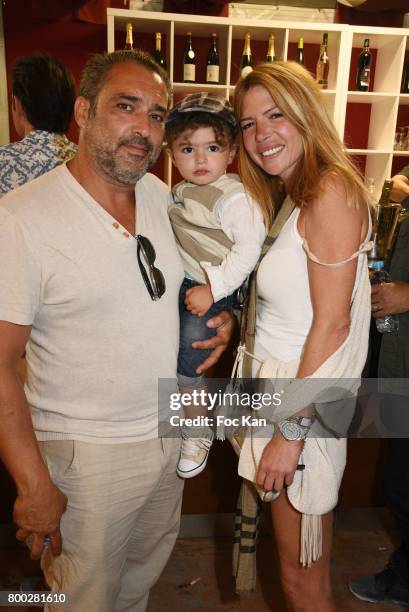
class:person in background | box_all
[0,52,77,197]
[390,166,409,203]
[234,61,371,611]
[349,164,409,608]
[0,51,77,551]
[0,49,233,612]
[165,92,264,479]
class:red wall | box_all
[3,0,406,147]
[2,1,404,514]
[3,1,108,143]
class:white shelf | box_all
[347,92,398,103]
[347,149,393,155]
[172,82,228,91]
[107,8,409,190]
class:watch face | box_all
[280,420,303,441]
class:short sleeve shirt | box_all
[0,129,77,197]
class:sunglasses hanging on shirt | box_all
[135,234,166,301]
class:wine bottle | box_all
[240,32,253,78]
[206,33,220,84]
[316,33,329,89]
[402,57,409,94]
[154,33,167,72]
[356,38,372,92]
[183,32,196,83]
[379,178,393,205]
[124,23,134,50]
[369,179,400,263]
[266,33,276,63]
[296,37,304,66]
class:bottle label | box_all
[317,67,329,88]
[360,68,370,88]
[241,65,253,78]
[206,65,219,83]
[188,50,195,60]
[183,64,195,82]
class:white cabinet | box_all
[107,8,409,194]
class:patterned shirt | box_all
[0,129,77,197]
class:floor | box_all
[0,508,406,611]
[148,508,406,612]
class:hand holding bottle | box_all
[371,279,409,320]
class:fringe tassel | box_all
[300,514,322,567]
[233,481,260,592]
[231,343,245,380]
[217,344,258,441]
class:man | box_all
[390,167,409,203]
[0,53,76,524]
[349,165,409,608]
[0,50,233,611]
[0,52,77,196]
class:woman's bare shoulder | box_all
[301,174,368,248]
[309,173,367,223]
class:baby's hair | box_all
[166,112,237,148]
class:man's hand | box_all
[371,281,409,317]
[184,284,214,317]
[193,310,235,374]
[14,479,67,560]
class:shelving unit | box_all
[107,8,409,194]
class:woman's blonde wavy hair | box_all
[234,61,369,230]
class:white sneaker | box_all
[177,433,213,479]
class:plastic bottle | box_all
[370,260,399,333]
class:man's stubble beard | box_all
[85,124,162,185]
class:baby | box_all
[166,92,264,478]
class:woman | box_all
[234,62,371,611]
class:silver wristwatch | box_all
[278,415,315,441]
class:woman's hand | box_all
[256,436,303,494]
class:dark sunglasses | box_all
[135,234,166,301]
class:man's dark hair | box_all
[79,49,171,113]
[165,113,237,148]
[12,52,76,133]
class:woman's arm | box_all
[296,175,367,377]
[256,176,368,494]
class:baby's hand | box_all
[185,284,214,317]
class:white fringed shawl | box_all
[236,234,372,567]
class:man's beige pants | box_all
[38,437,183,612]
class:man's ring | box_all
[25,534,51,549]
